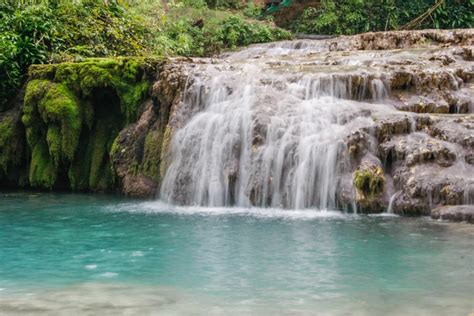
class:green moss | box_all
[88,123,109,189]
[29,142,57,188]
[160,125,173,180]
[354,166,385,197]
[46,126,61,166]
[48,58,158,123]
[119,80,150,122]
[79,65,114,95]
[110,137,121,158]
[23,79,52,147]
[68,129,92,191]
[0,112,28,186]
[24,79,51,104]
[0,116,15,174]
[28,65,56,81]
[22,57,159,190]
[39,83,81,160]
[140,130,163,182]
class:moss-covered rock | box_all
[111,101,167,197]
[109,61,187,198]
[28,58,160,123]
[0,116,16,174]
[20,57,162,191]
[0,108,28,187]
[353,164,386,212]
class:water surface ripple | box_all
[0,193,473,315]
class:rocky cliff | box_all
[0,57,174,195]
[0,30,472,218]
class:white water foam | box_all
[85,264,97,270]
[111,201,351,220]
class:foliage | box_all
[0,0,289,110]
[429,0,474,29]
[0,0,147,111]
[291,0,473,35]
[146,3,291,56]
[354,166,386,197]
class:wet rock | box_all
[373,114,414,143]
[390,164,474,215]
[347,130,369,159]
[396,94,450,114]
[330,29,474,51]
[450,92,473,114]
[111,101,160,198]
[429,117,474,148]
[431,205,474,223]
[337,173,357,211]
[465,152,474,165]
[379,133,457,167]
[391,193,427,216]
[111,62,189,198]
[390,71,413,90]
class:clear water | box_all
[1,192,473,315]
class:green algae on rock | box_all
[110,63,188,198]
[0,107,28,187]
[353,164,387,212]
[20,58,162,191]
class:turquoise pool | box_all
[0,193,473,315]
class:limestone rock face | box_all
[0,58,189,197]
[333,30,474,214]
[431,205,474,223]
[111,62,188,198]
[378,114,474,215]
[111,101,160,198]
[328,29,474,51]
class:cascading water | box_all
[160,42,394,210]
[160,38,473,211]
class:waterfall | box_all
[387,191,401,214]
[159,41,396,210]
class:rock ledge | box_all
[431,205,474,223]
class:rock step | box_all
[431,205,474,223]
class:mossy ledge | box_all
[353,165,386,212]
[2,57,164,192]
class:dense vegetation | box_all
[1,0,472,110]
[0,0,290,111]
[291,0,473,35]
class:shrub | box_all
[0,1,289,110]
[291,0,473,35]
